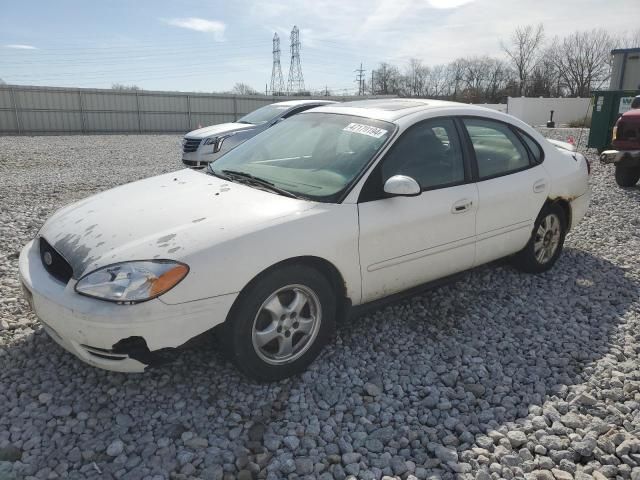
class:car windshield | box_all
[237,104,290,125]
[210,113,394,202]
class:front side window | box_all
[463,118,530,179]
[380,117,465,190]
[211,113,393,201]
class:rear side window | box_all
[518,130,544,164]
[463,118,530,179]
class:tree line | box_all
[369,27,640,103]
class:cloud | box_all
[4,44,37,50]
[163,17,226,40]
[426,0,475,8]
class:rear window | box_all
[518,130,544,164]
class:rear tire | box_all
[223,264,336,382]
[513,203,567,274]
[615,165,640,187]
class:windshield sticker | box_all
[343,123,388,138]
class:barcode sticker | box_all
[343,123,388,138]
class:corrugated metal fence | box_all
[0,85,382,135]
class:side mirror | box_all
[383,175,421,197]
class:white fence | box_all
[0,85,593,135]
[506,97,591,126]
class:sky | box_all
[1,0,639,94]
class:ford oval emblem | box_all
[43,251,53,266]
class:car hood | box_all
[40,169,316,278]
[185,122,255,139]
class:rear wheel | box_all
[513,204,567,274]
[615,165,640,187]
[223,264,336,381]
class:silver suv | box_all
[181,100,336,168]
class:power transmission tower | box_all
[355,63,366,95]
[286,26,305,94]
[270,33,284,95]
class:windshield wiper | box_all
[220,169,301,199]
[236,120,254,125]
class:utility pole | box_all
[286,26,305,94]
[270,33,284,95]
[355,63,366,95]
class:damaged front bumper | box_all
[18,239,237,373]
[600,149,640,166]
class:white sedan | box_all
[19,99,591,381]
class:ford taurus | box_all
[19,99,591,381]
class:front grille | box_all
[183,138,202,153]
[39,237,74,284]
[182,159,206,168]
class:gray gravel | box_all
[0,130,639,480]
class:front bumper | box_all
[600,149,640,166]
[181,146,224,167]
[19,239,237,372]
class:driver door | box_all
[357,117,478,303]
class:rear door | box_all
[460,117,549,266]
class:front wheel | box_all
[223,264,336,382]
[615,165,640,187]
[513,204,567,274]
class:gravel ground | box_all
[0,129,639,480]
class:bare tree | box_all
[501,24,545,96]
[529,48,561,97]
[615,29,640,48]
[550,29,614,97]
[231,82,259,95]
[111,83,141,91]
[404,58,427,97]
[446,59,466,100]
[0,78,6,85]
[372,63,402,95]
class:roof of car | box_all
[307,98,494,122]
[272,99,337,107]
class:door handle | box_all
[452,199,473,214]
[533,179,547,193]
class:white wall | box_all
[506,97,591,126]
[474,103,508,113]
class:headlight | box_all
[75,260,189,304]
[203,134,233,153]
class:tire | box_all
[512,203,567,274]
[223,264,336,382]
[615,165,640,187]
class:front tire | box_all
[223,264,336,382]
[615,165,640,187]
[513,204,567,274]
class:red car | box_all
[601,95,640,186]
